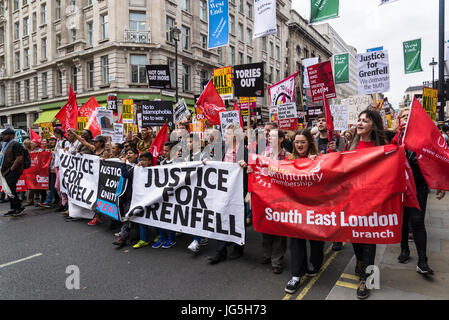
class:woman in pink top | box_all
[348,108,387,300]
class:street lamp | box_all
[170,24,181,102]
[429,57,437,89]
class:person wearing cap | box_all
[0,128,25,216]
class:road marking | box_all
[340,273,360,281]
[335,280,358,290]
[0,253,43,269]
[295,249,341,300]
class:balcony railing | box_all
[124,30,151,44]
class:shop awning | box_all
[34,109,60,125]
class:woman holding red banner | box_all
[284,129,323,294]
[395,108,445,275]
[348,108,387,300]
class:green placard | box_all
[403,39,423,74]
[334,53,349,84]
[310,0,339,24]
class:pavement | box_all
[326,190,449,300]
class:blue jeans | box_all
[44,172,56,204]
[139,224,149,242]
[158,228,176,241]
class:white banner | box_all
[379,0,399,5]
[302,57,319,89]
[125,162,245,245]
[253,0,277,39]
[357,50,390,95]
[58,150,100,210]
[341,95,373,125]
[329,104,349,131]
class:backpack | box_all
[22,146,31,169]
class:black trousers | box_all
[290,238,324,278]
[401,185,429,259]
[5,170,22,210]
[352,243,376,280]
[215,204,247,257]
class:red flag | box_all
[30,129,41,143]
[85,110,102,138]
[196,80,226,126]
[55,84,78,131]
[404,97,449,191]
[322,91,334,143]
[149,121,168,166]
[78,96,100,118]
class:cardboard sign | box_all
[213,66,233,100]
[357,50,390,94]
[122,99,134,124]
[422,87,438,121]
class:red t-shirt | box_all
[356,141,376,150]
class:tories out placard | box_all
[233,63,264,98]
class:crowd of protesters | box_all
[0,106,447,300]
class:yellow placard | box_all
[40,122,54,138]
[122,99,134,124]
[422,87,438,121]
[213,66,233,100]
[77,117,88,132]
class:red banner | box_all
[250,145,406,244]
[404,97,449,191]
[21,151,51,190]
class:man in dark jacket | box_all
[1,128,25,216]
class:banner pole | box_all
[247,97,252,148]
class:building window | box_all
[69,0,76,13]
[239,0,244,13]
[16,82,21,102]
[24,48,29,68]
[275,45,280,61]
[25,79,30,101]
[246,28,252,45]
[42,72,48,97]
[200,0,207,21]
[42,38,47,60]
[200,70,207,86]
[41,3,47,24]
[238,23,243,42]
[14,21,20,40]
[86,21,93,46]
[130,54,147,84]
[168,59,176,88]
[14,0,19,11]
[229,15,235,35]
[34,76,38,99]
[181,26,190,50]
[32,12,37,32]
[182,0,190,12]
[130,12,146,32]
[238,52,243,65]
[182,64,190,92]
[101,55,109,84]
[56,0,61,19]
[269,42,273,58]
[71,29,76,42]
[166,16,175,42]
[200,34,207,49]
[23,17,29,36]
[217,48,222,64]
[33,44,37,65]
[247,55,252,64]
[56,33,61,48]
[0,84,5,106]
[101,13,108,40]
[229,46,235,65]
[246,2,253,19]
[15,51,20,71]
[262,37,267,51]
[57,70,63,95]
[269,66,273,83]
[71,66,78,92]
[87,61,94,89]
[0,27,4,44]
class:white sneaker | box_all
[188,240,200,253]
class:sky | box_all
[292,0,448,109]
